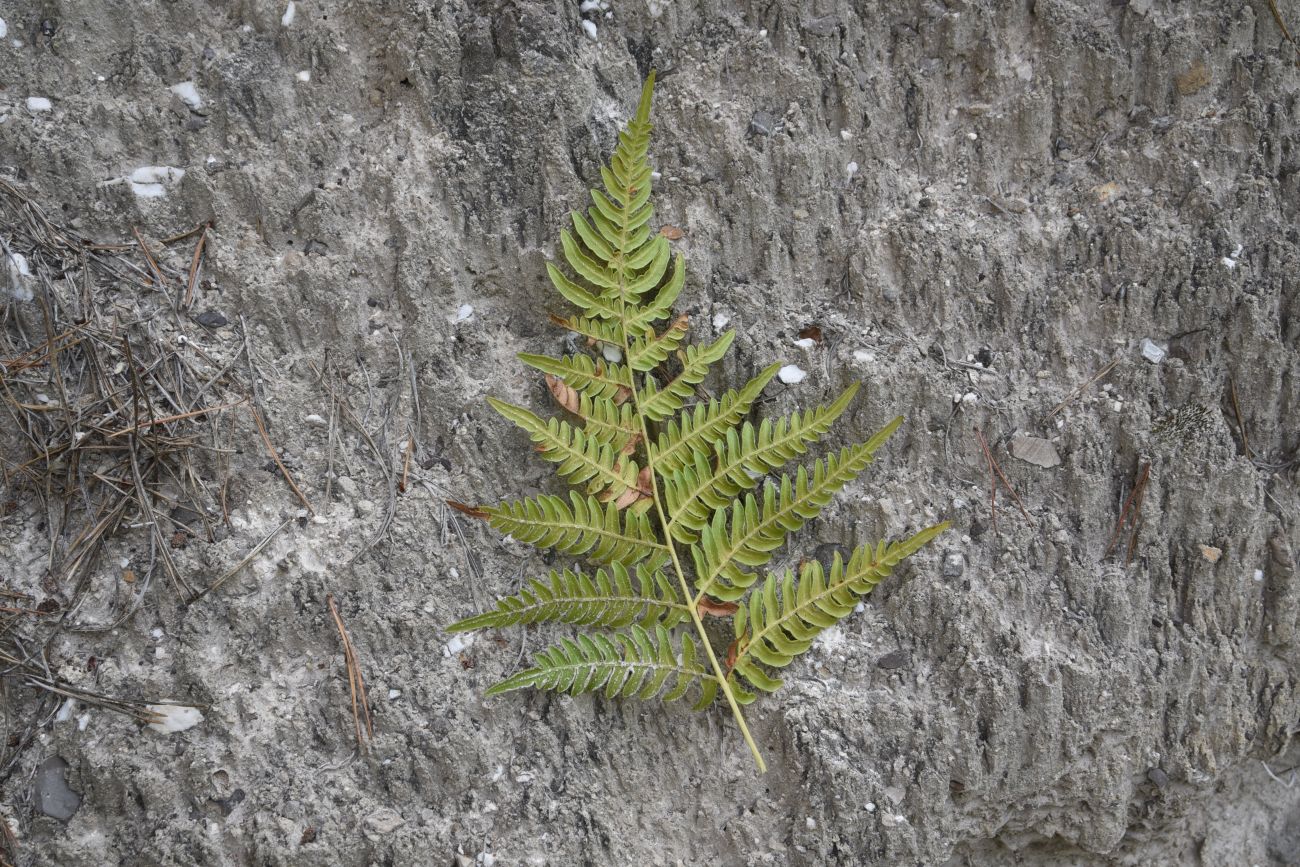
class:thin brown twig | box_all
[249,405,313,514]
[183,223,208,309]
[326,594,374,751]
[974,428,1031,533]
[1104,462,1151,566]
[130,226,166,289]
[1043,358,1119,422]
[1229,377,1253,460]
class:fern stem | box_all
[616,284,767,774]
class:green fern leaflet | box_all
[446,72,947,772]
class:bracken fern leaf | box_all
[446,72,946,773]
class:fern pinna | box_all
[448,72,947,772]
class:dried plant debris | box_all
[1151,404,1215,447]
[0,180,289,789]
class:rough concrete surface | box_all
[2,0,1299,864]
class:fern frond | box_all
[487,398,644,501]
[627,314,689,371]
[690,432,900,602]
[486,624,720,710]
[638,331,736,421]
[484,492,666,568]
[549,313,625,350]
[650,362,782,474]
[663,384,864,543]
[546,262,623,322]
[447,562,687,632]
[727,523,950,700]
[626,255,686,330]
[519,353,632,403]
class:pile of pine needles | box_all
[0,179,280,788]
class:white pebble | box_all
[0,18,7,39]
[26,97,52,113]
[865,802,876,813]
[805,817,817,830]
[168,81,203,110]
[961,392,978,405]
[777,364,807,385]
[1254,569,1265,582]
[846,161,859,177]
[304,413,327,426]
[281,1,296,26]
[444,633,475,656]
[852,349,875,363]
[712,311,730,331]
[1139,338,1166,364]
[840,129,853,140]
[582,19,598,40]
[451,303,474,323]
[296,70,311,82]
[580,0,601,10]
[387,689,401,700]
[793,337,816,350]
[966,131,978,140]
[601,343,623,363]
[146,705,204,734]
[759,28,768,37]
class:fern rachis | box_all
[447,72,947,772]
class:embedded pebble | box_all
[281,2,296,26]
[942,551,965,578]
[168,81,203,110]
[712,311,731,330]
[1199,545,1222,563]
[1139,338,1166,364]
[778,364,807,384]
[27,97,53,112]
[146,705,204,734]
[1009,435,1061,468]
[793,337,816,350]
[444,633,474,656]
[450,303,474,323]
[296,70,311,82]
[582,19,598,40]
[35,757,81,821]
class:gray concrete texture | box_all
[1,0,1299,864]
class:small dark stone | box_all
[303,239,329,255]
[749,111,777,137]
[184,115,208,131]
[170,505,202,528]
[876,650,910,670]
[1147,767,1169,789]
[300,827,317,845]
[41,18,58,37]
[194,310,229,329]
[918,197,934,209]
[975,346,994,367]
[35,756,81,821]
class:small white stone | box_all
[1139,338,1166,364]
[793,337,816,350]
[451,303,474,323]
[281,1,296,26]
[852,349,875,363]
[777,364,807,384]
[388,689,401,700]
[846,161,859,177]
[582,19,598,40]
[805,817,817,830]
[601,343,623,363]
[146,705,204,734]
[0,18,7,39]
[712,311,730,330]
[580,0,601,11]
[304,413,327,426]
[865,802,876,813]
[840,129,853,140]
[444,633,475,656]
[1254,569,1265,582]
[961,392,978,405]
[296,70,311,82]
[759,28,768,37]
[26,97,53,113]
[966,131,978,140]
[168,81,203,110]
